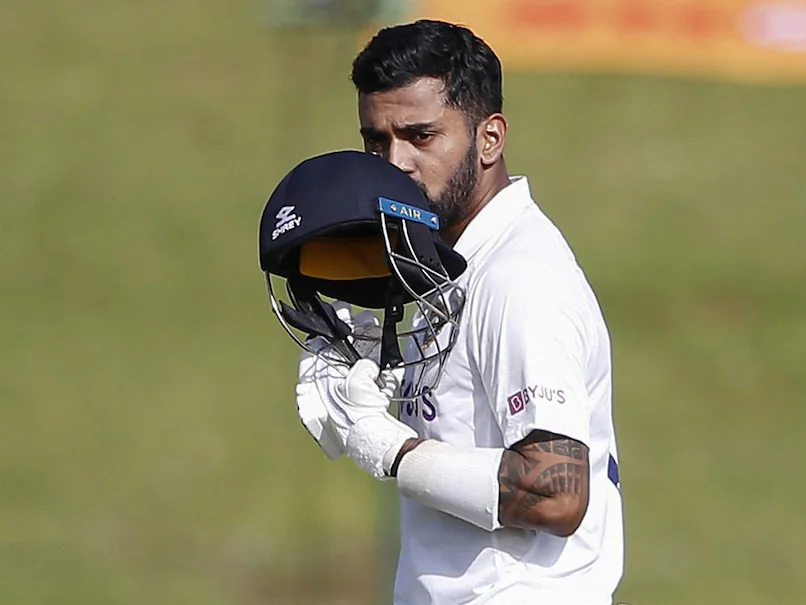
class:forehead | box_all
[358,77,463,129]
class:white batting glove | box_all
[323,359,418,480]
[296,336,349,460]
[295,302,401,461]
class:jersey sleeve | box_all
[471,266,592,449]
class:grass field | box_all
[1,1,805,604]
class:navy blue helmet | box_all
[258,150,467,400]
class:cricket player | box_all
[260,18,624,605]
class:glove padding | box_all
[295,303,404,463]
[331,359,418,480]
[296,336,347,460]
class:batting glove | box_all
[323,359,418,480]
[295,302,402,462]
[296,335,349,460]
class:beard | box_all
[417,143,479,229]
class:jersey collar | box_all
[452,176,533,261]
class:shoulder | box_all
[469,205,588,313]
[461,201,610,374]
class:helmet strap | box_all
[380,278,405,369]
[279,277,362,364]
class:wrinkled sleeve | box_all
[471,269,591,449]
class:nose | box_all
[387,140,416,175]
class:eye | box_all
[363,135,385,153]
[412,132,435,146]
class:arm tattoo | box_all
[498,433,589,534]
[535,439,586,460]
[534,462,586,495]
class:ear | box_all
[477,114,508,168]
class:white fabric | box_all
[393,177,625,605]
[394,439,504,532]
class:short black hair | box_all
[351,19,503,125]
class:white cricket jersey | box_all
[395,177,624,605]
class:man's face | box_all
[358,78,479,228]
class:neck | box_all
[440,163,510,247]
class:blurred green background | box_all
[2,1,805,604]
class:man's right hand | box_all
[324,358,417,480]
[294,302,400,460]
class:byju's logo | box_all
[272,205,302,240]
[507,391,526,415]
[507,384,566,416]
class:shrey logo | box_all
[272,205,302,240]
